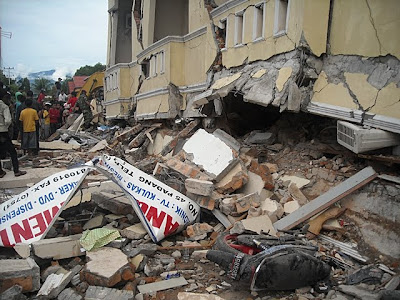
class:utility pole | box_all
[0,26,13,70]
[3,67,14,85]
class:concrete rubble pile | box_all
[0,113,399,300]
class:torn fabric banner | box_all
[0,166,91,247]
[96,155,200,243]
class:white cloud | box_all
[51,66,77,81]
[15,63,33,78]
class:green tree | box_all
[32,78,52,94]
[17,77,31,92]
[74,63,105,76]
[61,75,72,93]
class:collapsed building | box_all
[104,0,400,153]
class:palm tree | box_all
[32,78,52,94]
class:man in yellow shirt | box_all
[42,102,51,140]
[19,99,39,155]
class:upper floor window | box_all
[274,0,289,37]
[253,2,265,41]
[158,51,165,74]
[234,11,244,46]
[150,56,157,77]
[142,59,150,78]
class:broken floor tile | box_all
[85,285,134,300]
[239,171,265,195]
[81,247,132,287]
[231,215,276,236]
[32,234,85,260]
[281,175,310,188]
[0,257,40,293]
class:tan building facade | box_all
[104,0,400,134]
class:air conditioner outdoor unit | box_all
[337,121,400,154]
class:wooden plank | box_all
[274,166,377,231]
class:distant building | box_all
[104,0,400,135]
[68,76,89,94]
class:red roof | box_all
[67,76,89,94]
[68,81,75,94]
[73,76,88,89]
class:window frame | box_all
[273,0,290,37]
[234,10,245,47]
[253,1,266,42]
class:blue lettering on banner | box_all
[175,206,189,223]
[126,182,156,201]
[0,201,33,225]
[59,182,78,195]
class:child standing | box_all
[19,98,39,155]
[42,102,51,140]
[49,102,60,135]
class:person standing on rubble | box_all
[19,98,39,157]
[76,90,93,129]
[49,102,60,135]
[55,78,62,98]
[0,93,27,178]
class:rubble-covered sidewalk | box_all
[0,112,399,300]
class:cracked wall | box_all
[330,0,400,60]
[311,55,400,120]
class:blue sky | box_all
[0,0,108,79]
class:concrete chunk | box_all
[284,200,301,214]
[92,192,138,218]
[216,161,248,193]
[121,223,147,240]
[57,288,83,300]
[83,215,107,230]
[288,183,308,206]
[85,285,134,300]
[81,247,132,287]
[32,234,85,260]
[177,293,226,300]
[137,277,188,294]
[240,172,265,195]
[0,258,40,293]
[0,285,27,300]
[244,131,275,145]
[185,178,214,196]
[182,129,235,179]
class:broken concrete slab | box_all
[0,257,40,293]
[248,160,274,190]
[182,129,236,180]
[160,119,200,156]
[57,287,83,300]
[91,192,137,219]
[231,215,276,236]
[137,277,188,294]
[215,161,248,194]
[88,140,109,153]
[37,265,82,299]
[284,200,301,214]
[83,215,107,230]
[177,293,226,300]
[244,131,275,145]
[13,244,31,258]
[32,234,85,260]
[165,157,211,181]
[274,167,377,231]
[261,198,284,222]
[85,285,134,300]
[239,172,265,195]
[280,175,310,188]
[235,193,259,214]
[186,223,213,240]
[288,183,309,205]
[147,131,174,156]
[121,223,147,240]
[212,129,241,152]
[0,285,27,300]
[0,167,65,188]
[81,247,132,287]
[185,178,214,196]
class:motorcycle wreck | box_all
[207,232,331,291]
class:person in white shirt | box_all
[58,91,67,103]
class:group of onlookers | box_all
[0,79,92,178]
